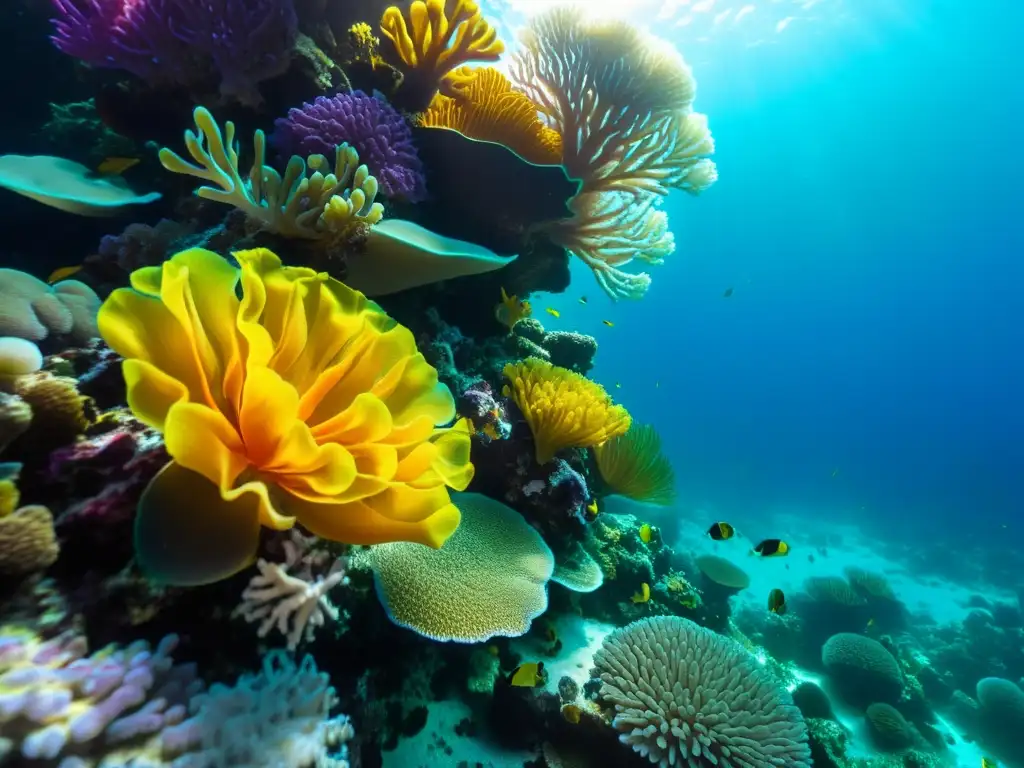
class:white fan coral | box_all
[593,616,811,767]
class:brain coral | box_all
[274,91,426,201]
[370,492,554,642]
[976,677,1024,757]
[865,702,916,751]
[0,269,99,342]
[821,633,903,706]
[594,615,811,767]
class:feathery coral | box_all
[159,107,384,240]
[594,616,812,767]
[98,247,474,586]
[370,492,554,642]
[509,8,717,299]
[420,67,562,165]
[503,357,630,464]
[594,423,676,506]
[379,0,504,110]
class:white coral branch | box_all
[234,536,349,650]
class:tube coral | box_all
[98,247,474,586]
[503,357,630,464]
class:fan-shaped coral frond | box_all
[503,357,630,464]
[379,0,504,110]
[420,66,562,165]
[99,247,474,586]
[594,423,675,506]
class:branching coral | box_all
[594,423,676,506]
[594,616,811,767]
[235,531,349,650]
[503,357,630,464]
[274,91,426,201]
[159,106,384,240]
[98,246,474,585]
[419,66,562,165]
[379,0,504,110]
[509,7,717,299]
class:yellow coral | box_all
[420,67,562,165]
[594,423,676,506]
[379,0,504,108]
[0,505,59,576]
[99,247,474,586]
[3,372,92,453]
[503,357,630,464]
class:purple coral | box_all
[274,91,427,201]
[50,0,297,104]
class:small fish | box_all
[831,468,839,478]
[586,499,599,516]
[866,618,876,629]
[631,583,651,604]
[614,382,621,389]
[544,624,558,644]
[482,423,500,440]
[561,703,582,724]
[982,758,998,768]
[487,644,499,657]
[47,265,83,284]
[768,588,787,615]
[509,661,546,688]
[578,296,588,305]
[655,381,660,388]
[723,287,734,298]
[707,522,735,541]
[495,287,532,329]
[545,307,560,318]
[97,156,140,175]
[638,523,653,544]
[752,539,790,557]
[602,320,614,327]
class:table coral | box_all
[98,247,474,586]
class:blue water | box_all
[536,1,1023,544]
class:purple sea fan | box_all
[49,0,297,105]
[274,91,427,201]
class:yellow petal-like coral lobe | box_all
[99,247,474,585]
[503,357,631,464]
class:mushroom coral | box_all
[379,0,504,110]
[503,357,630,464]
[419,67,562,165]
[98,247,474,586]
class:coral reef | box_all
[822,632,904,706]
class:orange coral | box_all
[379,0,504,109]
[99,247,474,586]
[420,67,562,165]
[503,357,630,464]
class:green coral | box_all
[159,106,384,240]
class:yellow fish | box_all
[602,320,614,327]
[509,661,546,687]
[47,265,83,283]
[561,704,582,724]
[768,588,787,615]
[631,583,651,604]
[482,423,500,440]
[495,287,532,329]
[638,523,653,544]
[545,307,560,318]
[586,500,598,516]
[97,156,140,175]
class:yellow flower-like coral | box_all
[594,423,676,506]
[99,247,474,586]
[503,357,630,464]
[379,0,504,110]
[420,67,562,165]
